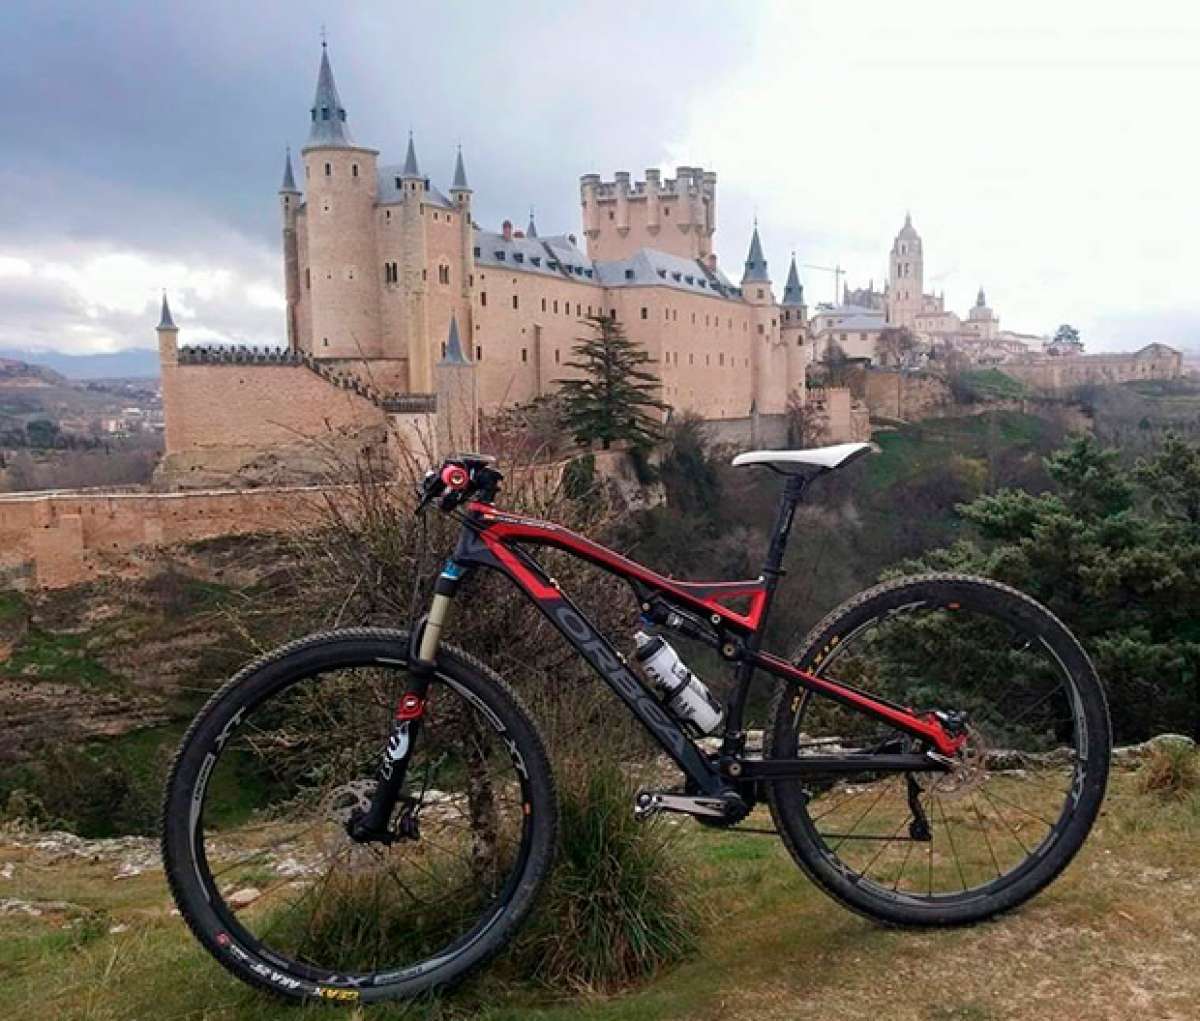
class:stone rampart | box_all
[1003,345,1182,393]
[0,486,334,589]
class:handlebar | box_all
[416,454,502,515]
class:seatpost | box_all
[763,472,809,579]
[720,471,812,759]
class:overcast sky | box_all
[2,0,1197,356]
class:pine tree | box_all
[558,314,667,450]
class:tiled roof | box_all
[376,167,453,208]
[593,248,739,298]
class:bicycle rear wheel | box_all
[766,574,1110,927]
[162,629,557,1005]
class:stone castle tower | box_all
[580,167,717,263]
[886,212,924,329]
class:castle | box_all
[156,44,818,484]
[154,44,1180,488]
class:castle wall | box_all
[0,486,332,589]
[162,361,386,459]
[864,369,953,421]
[1004,346,1183,392]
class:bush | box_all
[512,761,704,993]
[1137,739,1200,801]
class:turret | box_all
[156,291,178,365]
[157,292,180,455]
[299,42,382,360]
[450,147,476,359]
[780,254,810,389]
[279,148,302,349]
[435,315,478,455]
[525,207,538,239]
[741,222,772,303]
[741,223,785,433]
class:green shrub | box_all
[512,761,705,993]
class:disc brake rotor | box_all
[920,725,989,799]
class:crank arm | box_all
[634,791,729,820]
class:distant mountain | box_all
[0,348,160,380]
[0,357,68,387]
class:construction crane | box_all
[803,263,848,305]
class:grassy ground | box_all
[1,769,1195,1021]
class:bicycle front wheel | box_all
[766,574,1110,927]
[161,629,557,1005]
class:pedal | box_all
[634,789,738,821]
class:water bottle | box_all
[633,631,724,734]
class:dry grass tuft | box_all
[1136,739,1200,801]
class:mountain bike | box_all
[162,443,1111,1005]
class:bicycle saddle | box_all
[731,441,871,472]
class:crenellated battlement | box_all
[579,167,717,263]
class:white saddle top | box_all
[731,442,872,470]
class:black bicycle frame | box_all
[426,475,950,798]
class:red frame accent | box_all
[467,502,962,757]
[471,503,769,631]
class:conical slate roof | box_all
[402,133,421,178]
[526,209,538,238]
[782,255,805,306]
[896,211,919,241]
[158,292,177,330]
[451,147,469,190]
[280,148,299,192]
[441,315,469,365]
[742,224,769,283]
[976,286,987,307]
[307,44,353,148]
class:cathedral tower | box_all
[886,212,923,329]
[299,42,383,360]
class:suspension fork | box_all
[348,560,465,843]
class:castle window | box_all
[495,251,505,261]
[664,308,669,320]
[352,163,359,177]
[422,269,427,281]
[657,269,667,279]
[757,288,764,299]
[553,300,559,313]
[625,269,635,280]
[480,292,487,306]
[641,307,648,320]
[608,211,614,220]
[473,246,480,257]
[609,308,615,318]
[531,256,541,267]
[685,275,694,285]
[305,268,311,289]
[514,253,524,263]
[395,177,402,188]
[719,353,725,366]
[664,207,669,216]
[441,343,446,358]
[321,106,329,120]
[585,269,593,278]
[758,324,764,335]
[576,303,582,316]
[541,298,546,311]
[324,162,331,176]
[323,337,329,346]
[476,345,482,360]
[521,348,528,363]
[706,354,710,365]
[689,353,694,365]
[555,349,560,364]
[512,295,519,310]
[385,210,391,221]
